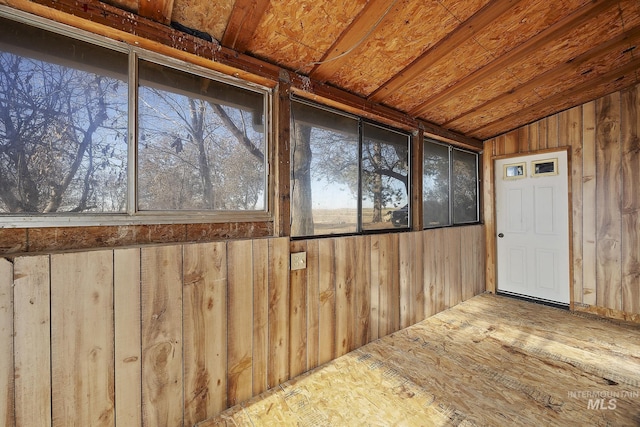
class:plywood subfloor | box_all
[199,293,640,426]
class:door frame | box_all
[485,147,574,309]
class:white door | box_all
[495,151,570,304]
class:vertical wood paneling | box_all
[268,237,289,387]
[114,248,142,427]
[141,246,183,427]
[335,237,356,357]
[422,231,436,318]
[539,118,549,149]
[518,126,529,153]
[621,86,640,315]
[399,232,412,329]
[561,106,583,305]
[596,92,623,311]
[377,234,399,337]
[504,130,519,154]
[0,259,14,427]
[51,251,114,427]
[183,242,227,424]
[227,240,253,407]
[461,227,476,301]
[528,122,540,152]
[252,239,269,396]
[445,227,462,308]
[547,113,559,148]
[354,235,371,348]
[317,238,336,365]
[289,240,307,377]
[369,236,380,341]
[306,239,320,370]
[582,101,597,306]
[412,233,425,323]
[13,256,51,427]
[483,143,497,294]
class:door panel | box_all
[495,151,569,304]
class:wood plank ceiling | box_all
[107,0,639,140]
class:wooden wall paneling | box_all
[306,239,320,370]
[518,125,530,153]
[399,232,413,329]
[528,121,540,152]
[377,234,400,337]
[582,101,597,306]
[141,245,184,426]
[445,227,462,308]
[317,238,336,365]
[621,86,640,315]
[114,249,142,427]
[476,225,487,296]
[422,230,436,318]
[183,242,228,424]
[0,259,14,427]
[495,135,505,156]
[560,106,584,306]
[539,117,549,150]
[412,232,425,323]
[595,92,623,311]
[227,240,254,406]
[460,227,476,301]
[354,235,371,348]
[51,251,114,427]
[369,236,380,341]
[483,140,497,294]
[13,255,51,427]
[434,229,447,312]
[289,240,308,377]
[268,237,289,386]
[504,130,519,155]
[547,113,560,148]
[252,239,269,395]
[335,237,356,357]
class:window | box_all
[290,99,410,237]
[0,15,269,225]
[423,139,478,227]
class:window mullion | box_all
[357,120,364,233]
[128,50,138,215]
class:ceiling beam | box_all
[221,0,270,52]
[444,26,640,130]
[138,0,174,25]
[410,0,615,118]
[367,0,523,104]
[469,56,640,139]
[310,0,393,83]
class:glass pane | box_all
[291,101,359,236]
[137,60,266,211]
[361,123,409,230]
[423,141,450,227]
[452,149,478,223]
[0,18,128,214]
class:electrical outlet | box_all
[291,252,307,270]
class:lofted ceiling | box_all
[63,0,640,140]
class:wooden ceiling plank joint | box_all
[368,0,525,103]
[444,25,640,129]
[138,0,174,25]
[221,0,269,52]
[471,56,640,139]
[409,0,616,118]
[309,0,393,83]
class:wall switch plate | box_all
[291,252,307,270]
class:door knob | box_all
[498,233,504,238]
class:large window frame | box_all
[423,138,479,229]
[290,97,412,238]
[0,9,272,228]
